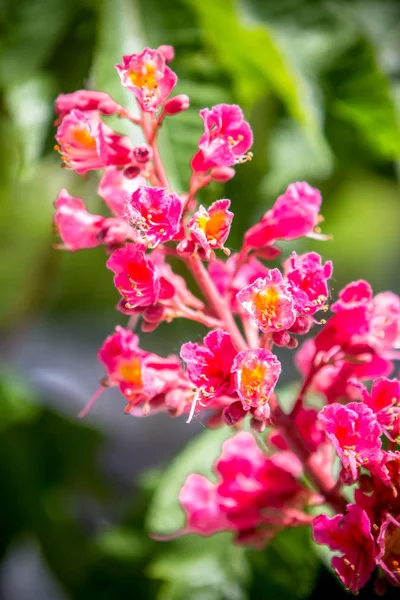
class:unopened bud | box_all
[177,239,196,256]
[157,45,174,63]
[143,304,164,323]
[210,167,236,182]
[287,337,298,349]
[133,144,152,164]
[164,94,190,115]
[289,316,312,335]
[222,401,247,426]
[272,331,291,347]
[123,165,141,179]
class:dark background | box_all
[0,0,399,598]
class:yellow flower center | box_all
[254,286,280,320]
[129,62,158,90]
[241,362,266,402]
[197,210,226,241]
[119,358,143,386]
[73,128,96,149]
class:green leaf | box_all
[146,426,233,534]
[328,40,400,159]
[0,0,74,87]
[0,371,40,432]
[248,527,318,600]
[149,534,249,600]
[5,75,55,166]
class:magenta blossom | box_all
[188,199,233,260]
[191,104,253,171]
[180,329,237,401]
[54,90,123,120]
[115,48,177,112]
[377,513,400,586]
[312,504,377,592]
[54,189,134,251]
[284,251,332,316]
[98,167,147,217]
[232,348,281,411]
[357,378,400,441]
[55,110,133,174]
[106,244,161,309]
[237,268,296,333]
[244,182,323,249]
[180,432,306,546]
[126,186,182,247]
[318,402,382,481]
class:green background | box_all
[0,0,399,598]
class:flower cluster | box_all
[53,45,400,594]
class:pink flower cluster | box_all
[53,44,400,595]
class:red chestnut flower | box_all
[191,104,253,171]
[106,243,160,308]
[232,348,281,412]
[318,402,383,481]
[237,268,296,332]
[55,110,133,174]
[126,186,182,247]
[54,90,123,120]
[187,199,233,260]
[115,48,177,112]
[284,251,333,316]
[312,504,377,592]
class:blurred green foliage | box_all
[1,0,400,598]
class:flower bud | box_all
[209,167,236,182]
[164,94,190,115]
[177,239,196,257]
[222,401,247,426]
[123,165,141,179]
[272,331,291,347]
[132,144,152,164]
[287,337,299,349]
[143,304,165,323]
[157,44,174,63]
[289,316,312,335]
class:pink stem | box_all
[184,254,247,352]
[78,386,106,419]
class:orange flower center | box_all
[73,128,96,149]
[241,362,266,402]
[254,286,280,320]
[119,358,143,386]
[197,210,226,241]
[129,62,158,90]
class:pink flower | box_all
[180,432,306,545]
[98,167,147,217]
[98,326,192,414]
[377,513,400,586]
[244,182,323,248]
[106,243,160,308]
[191,104,253,171]
[358,378,400,441]
[284,252,332,315]
[98,326,143,385]
[179,475,230,536]
[331,280,372,312]
[232,348,281,411]
[312,504,377,592]
[115,48,177,112]
[55,90,123,120]
[55,110,133,174]
[236,269,296,332]
[369,292,400,352]
[318,402,382,481]
[54,189,134,251]
[126,186,182,246]
[180,329,237,401]
[188,199,233,260]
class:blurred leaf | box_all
[327,40,400,159]
[248,527,318,600]
[147,426,233,534]
[0,371,40,431]
[0,0,74,87]
[5,75,55,166]
[96,528,144,561]
[149,534,249,600]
